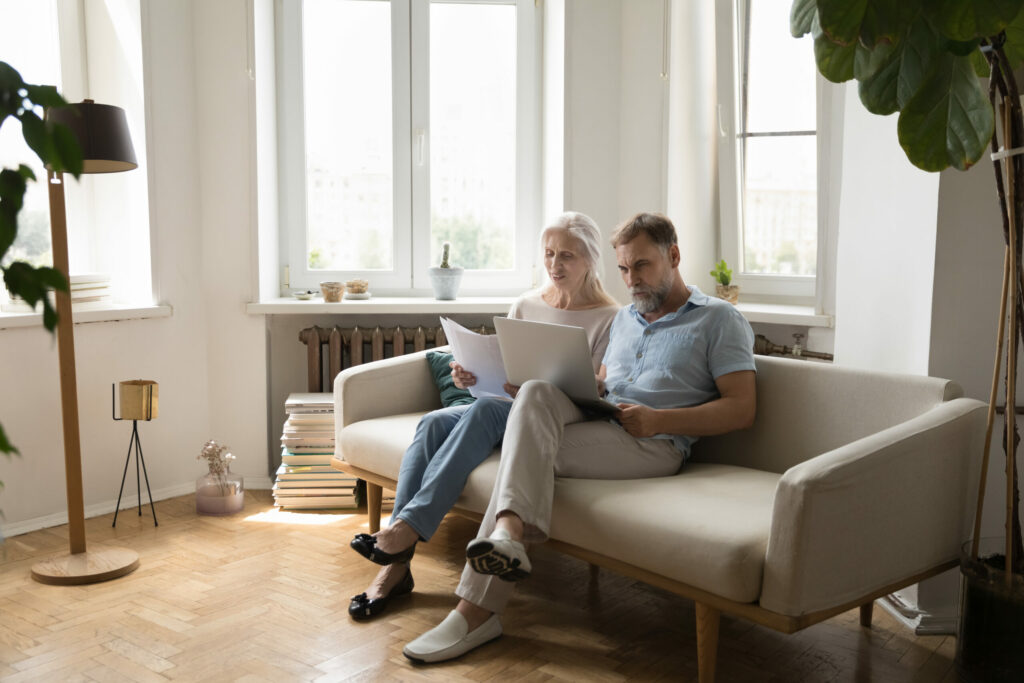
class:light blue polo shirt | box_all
[602,285,756,458]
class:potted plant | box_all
[710,259,739,304]
[195,440,244,515]
[793,2,1024,680]
[428,240,463,300]
[0,62,81,478]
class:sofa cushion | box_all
[426,351,475,407]
[338,413,503,515]
[550,465,778,603]
[340,413,779,604]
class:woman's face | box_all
[544,230,589,294]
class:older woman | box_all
[348,212,619,620]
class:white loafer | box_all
[466,528,532,581]
[403,610,502,663]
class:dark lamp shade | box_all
[46,100,137,174]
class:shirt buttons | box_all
[636,352,643,359]
[628,377,634,382]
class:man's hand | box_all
[503,383,521,398]
[616,403,661,438]
[450,361,476,389]
[596,376,607,397]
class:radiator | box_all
[298,324,494,392]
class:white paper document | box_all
[439,317,509,399]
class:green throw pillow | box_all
[426,351,475,407]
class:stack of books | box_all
[273,393,359,509]
[69,273,112,304]
[1,273,112,312]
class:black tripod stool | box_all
[112,382,158,527]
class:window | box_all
[278,0,540,295]
[0,0,63,272]
[1,0,151,310]
[716,0,833,302]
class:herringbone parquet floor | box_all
[0,491,957,682]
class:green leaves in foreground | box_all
[2,262,67,332]
[0,61,79,334]
[0,61,81,474]
[793,0,1024,172]
[0,423,18,457]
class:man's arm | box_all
[615,370,756,438]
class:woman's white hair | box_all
[540,212,615,305]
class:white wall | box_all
[833,84,940,375]
[192,0,269,488]
[667,0,716,294]
[0,0,270,537]
[560,0,671,302]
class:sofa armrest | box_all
[759,397,986,616]
[333,349,443,428]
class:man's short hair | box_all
[611,212,678,251]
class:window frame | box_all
[714,0,834,305]
[277,0,541,296]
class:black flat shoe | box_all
[350,532,416,565]
[349,567,414,621]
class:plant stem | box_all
[986,41,1024,574]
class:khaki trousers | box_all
[455,380,683,614]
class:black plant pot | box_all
[956,539,1024,682]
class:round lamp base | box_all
[31,546,140,585]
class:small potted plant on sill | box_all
[428,241,463,300]
[710,260,739,304]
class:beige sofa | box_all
[332,351,986,682]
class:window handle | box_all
[717,104,727,137]
[415,128,426,166]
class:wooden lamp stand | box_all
[30,101,141,585]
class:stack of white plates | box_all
[69,273,111,304]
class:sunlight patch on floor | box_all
[244,508,357,525]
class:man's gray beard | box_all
[630,278,672,314]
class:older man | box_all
[404,212,757,663]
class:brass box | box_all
[119,380,158,420]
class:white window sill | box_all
[0,303,173,330]
[246,296,517,315]
[247,296,833,328]
[734,302,833,328]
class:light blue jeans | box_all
[392,397,514,541]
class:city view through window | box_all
[740,0,817,277]
[303,0,517,273]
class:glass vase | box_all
[195,466,245,515]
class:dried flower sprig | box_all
[198,439,235,476]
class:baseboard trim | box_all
[879,593,957,636]
[1,476,274,539]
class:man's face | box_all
[615,233,678,314]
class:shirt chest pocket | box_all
[645,332,699,387]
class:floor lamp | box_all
[30,100,141,585]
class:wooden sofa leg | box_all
[695,602,720,683]
[860,601,874,628]
[366,482,382,533]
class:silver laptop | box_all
[493,316,620,415]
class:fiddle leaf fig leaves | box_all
[897,52,994,171]
[1002,6,1024,69]
[858,20,940,115]
[926,0,1024,41]
[817,0,921,47]
[794,0,1016,171]
[791,0,817,37]
[813,14,856,82]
